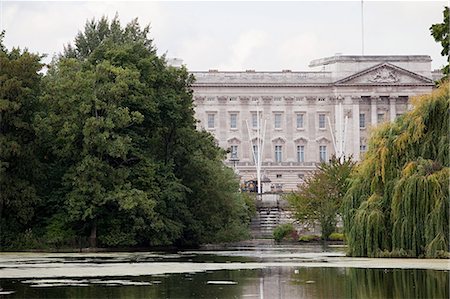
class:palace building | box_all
[188,55,438,191]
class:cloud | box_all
[2,1,166,61]
[277,33,320,70]
[221,30,268,70]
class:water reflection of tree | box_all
[345,268,448,299]
[290,267,448,299]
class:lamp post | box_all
[229,156,239,173]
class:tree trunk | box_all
[89,221,97,248]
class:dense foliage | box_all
[0,32,43,247]
[430,6,449,77]
[286,156,355,240]
[343,84,449,258]
[0,17,254,249]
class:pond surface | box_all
[0,245,448,298]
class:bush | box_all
[298,234,320,242]
[273,223,296,242]
[328,232,345,241]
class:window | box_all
[359,113,366,128]
[252,113,258,128]
[230,113,237,129]
[275,145,282,163]
[319,145,327,162]
[207,114,215,128]
[360,145,367,153]
[377,113,385,123]
[230,145,238,159]
[274,113,282,129]
[276,174,282,178]
[296,114,304,129]
[297,145,305,162]
[298,173,305,179]
[252,145,259,163]
[319,114,326,129]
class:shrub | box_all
[273,223,296,242]
[298,234,320,242]
[328,232,345,241]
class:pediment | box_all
[227,137,241,144]
[335,63,433,86]
[294,137,309,143]
[272,137,286,144]
[316,137,331,143]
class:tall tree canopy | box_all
[0,32,43,247]
[1,16,253,249]
[343,84,449,258]
[34,16,253,248]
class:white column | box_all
[371,96,378,126]
[389,97,397,122]
[351,97,361,160]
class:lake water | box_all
[0,244,448,298]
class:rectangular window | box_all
[377,113,385,123]
[296,114,304,129]
[252,113,258,128]
[297,145,305,162]
[275,145,282,162]
[319,114,326,129]
[252,144,259,163]
[230,113,237,129]
[319,145,327,162]
[359,113,366,128]
[276,174,282,178]
[274,113,282,129]
[360,145,367,153]
[207,114,215,128]
[230,145,238,159]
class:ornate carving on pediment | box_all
[217,96,227,102]
[284,96,294,102]
[227,137,241,144]
[315,137,331,144]
[294,137,308,144]
[262,96,273,102]
[239,96,250,102]
[369,67,399,83]
[272,137,286,144]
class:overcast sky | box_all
[1,1,447,71]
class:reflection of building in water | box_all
[189,55,437,191]
[240,267,348,299]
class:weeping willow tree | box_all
[343,83,449,258]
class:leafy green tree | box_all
[34,16,253,248]
[0,32,43,248]
[286,156,355,240]
[430,6,449,76]
[343,84,449,258]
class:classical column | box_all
[371,96,378,126]
[389,97,397,122]
[284,96,295,162]
[351,96,361,160]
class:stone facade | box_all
[190,55,435,191]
